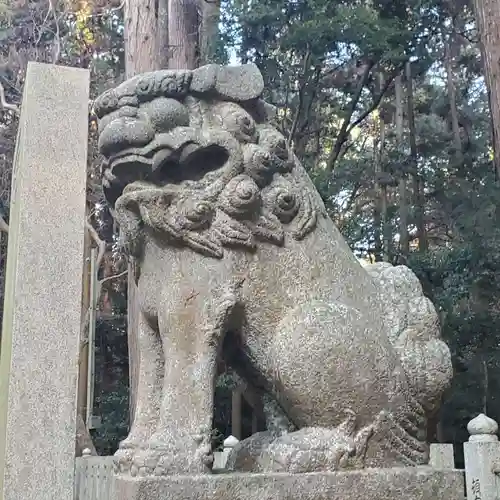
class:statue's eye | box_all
[136,76,155,96]
[278,193,295,210]
[237,114,255,132]
[272,188,299,223]
[94,90,118,117]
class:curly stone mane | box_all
[95,64,325,260]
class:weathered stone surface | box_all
[362,262,453,416]
[429,444,455,469]
[190,63,264,101]
[468,413,499,440]
[95,63,452,478]
[226,414,382,473]
[0,62,89,499]
[113,468,464,500]
[464,414,500,500]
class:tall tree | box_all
[472,0,500,178]
[444,34,462,165]
[395,73,409,259]
[200,0,221,64]
[168,0,200,69]
[124,0,169,75]
[406,60,427,252]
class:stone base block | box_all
[113,467,464,500]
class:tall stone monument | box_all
[95,63,463,499]
[0,62,89,500]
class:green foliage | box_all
[92,317,129,456]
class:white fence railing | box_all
[74,455,114,500]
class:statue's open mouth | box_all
[104,133,229,206]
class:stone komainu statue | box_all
[95,64,452,477]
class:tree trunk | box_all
[406,61,427,252]
[373,140,383,261]
[378,73,390,262]
[483,359,489,414]
[473,0,500,179]
[124,0,169,76]
[200,0,220,65]
[168,0,200,69]
[395,74,409,259]
[445,35,462,165]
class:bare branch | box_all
[85,220,106,274]
[325,60,375,172]
[35,2,54,46]
[0,80,18,113]
[99,269,128,286]
[52,7,61,64]
[91,0,127,18]
[325,62,404,172]
[344,68,397,133]
[288,47,311,148]
[96,268,127,300]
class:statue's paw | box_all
[258,427,356,473]
[113,433,150,474]
[129,447,162,477]
[129,439,212,476]
[113,446,136,474]
[152,446,212,476]
[226,431,277,472]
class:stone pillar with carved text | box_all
[464,414,500,500]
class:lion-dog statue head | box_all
[96,64,319,262]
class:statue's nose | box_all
[98,116,155,158]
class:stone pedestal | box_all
[113,468,464,500]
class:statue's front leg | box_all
[114,313,163,473]
[131,286,238,476]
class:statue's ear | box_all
[103,176,126,209]
[190,63,264,102]
[113,198,144,258]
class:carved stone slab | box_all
[113,468,464,500]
